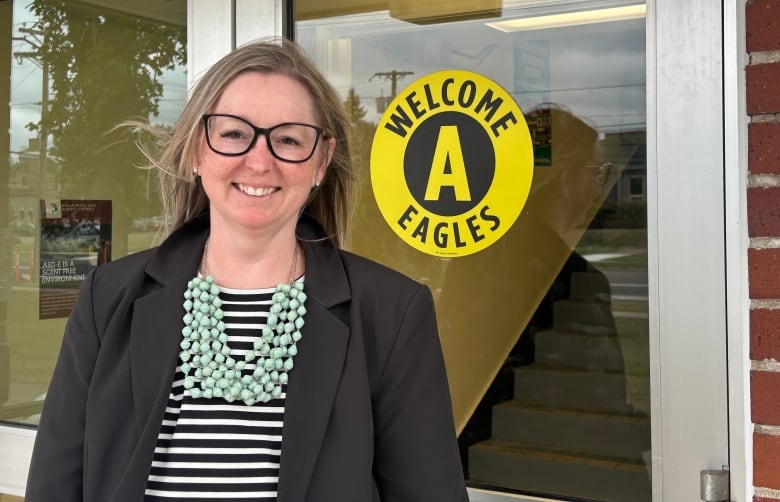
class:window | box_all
[1,0,187,427]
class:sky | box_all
[297,9,646,132]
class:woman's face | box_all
[198,71,333,238]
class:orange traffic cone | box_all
[13,251,20,283]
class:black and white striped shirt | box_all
[145,284,291,501]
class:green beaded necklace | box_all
[178,240,306,405]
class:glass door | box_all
[296,2,650,500]
[291,0,732,500]
[0,0,187,496]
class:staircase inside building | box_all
[468,268,651,502]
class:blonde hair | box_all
[133,38,355,247]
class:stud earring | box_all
[193,166,199,176]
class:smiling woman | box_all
[194,71,334,258]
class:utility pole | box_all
[13,24,48,285]
[13,25,49,197]
[371,70,414,99]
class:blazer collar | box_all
[129,214,353,501]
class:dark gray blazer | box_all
[25,214,468,502]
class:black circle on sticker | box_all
[403,111,495,216]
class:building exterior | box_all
[0,1,776,501]
[747,1,780,500]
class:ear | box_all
[316,136,336,182]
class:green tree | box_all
[343,87,368,128]
[25,1,186,257]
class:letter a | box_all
[424,125,472,201]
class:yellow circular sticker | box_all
[370,70,534,257]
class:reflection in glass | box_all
[1,0,186,426]
[298,1,649,500]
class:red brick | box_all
[747,63,780,115]
[749,248,780,298]
[747,0,780,52]
[750,122,780,174]
[755,432,780,489]
[755,498,780,502]
[752,309,780,360]
[749,187,780,236]
[753,371,780,425]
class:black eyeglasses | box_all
[202,113,324,163]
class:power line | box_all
[370,70,414,98]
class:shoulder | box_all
[91,216,207,288]
[91,247,156,285]
[337,249,424,293]
[76,248,158,316]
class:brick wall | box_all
[747,1,780,500]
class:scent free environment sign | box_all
[371,70,533,257]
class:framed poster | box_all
[39,199,112,320]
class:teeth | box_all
[238,184,276,197]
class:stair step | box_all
[535,328,625,371]
[570,270,613,302]
[514,364,634,414]
[553,300,617,335]
[468,439,651,502]
[492,401,650,460]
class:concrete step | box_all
[492,401,650,460]
[535,328,625,371]
[468,439,651,502]
[514,364,635,414]
[570,270,612,302]
[553,299,617,335]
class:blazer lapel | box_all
[113,275,194,499]
[129,276,192,433]
[276,300,350,501]
[277,225,352,501]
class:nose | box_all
[243,133,275,168]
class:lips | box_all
[236,183,278,197]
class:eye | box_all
[271,126,307,149]
[219,128,250,141]
[275,135,303,147]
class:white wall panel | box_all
[0,426,35,497]
[236,0,285,45]
[188,0,234,85]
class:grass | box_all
[5,288,65,386]
[576,228,647,254]
[615,316,650,373]
[613,299,649,313]
[614,315,651,413]
[3,230,159,391]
